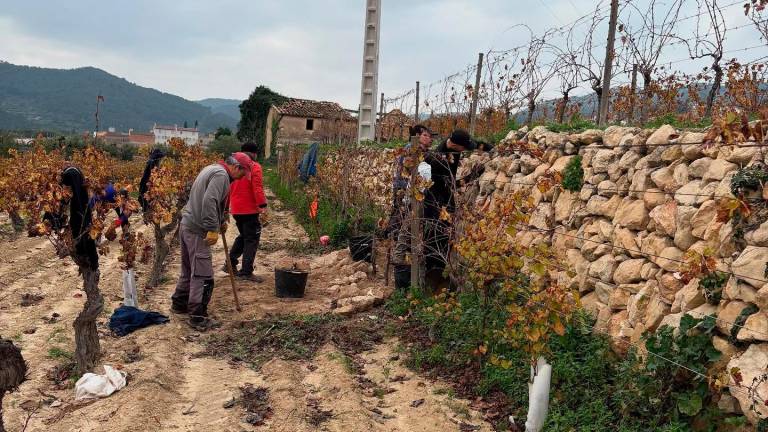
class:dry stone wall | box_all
[462,124,768,420]
[328,125,768,420]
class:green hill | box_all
[0,61,238,133]
[196,98,242,121]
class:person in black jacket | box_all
[139,148,165,212]
[422,129,475,290]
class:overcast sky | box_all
[0,0,766,109]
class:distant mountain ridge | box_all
[0,61,239,133]
[196,98,242,123]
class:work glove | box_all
[205,231,219,246]
[260,211,270,227]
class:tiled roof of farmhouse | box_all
[275,98,353,120]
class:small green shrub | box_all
[731,166,768,197]
[561,155,584,192]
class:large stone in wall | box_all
[642,233,673,258]
[519,154,542,174]
[646,124,679,146]
[586,195,622,218]
[657,246,684,272]
[728,344,768,423]
[674,206,698,250]
[679,131,706,160]
[571,129,604,145]
[732,246,768,289]
[691,200,718,239]
[529,203,553,230]
[717,222,739,258]
[608,310,631,354]
[703,159,739,183]
[643,189,668,210]
[715,172,737,200]
[592,149,617,173]
[644,293,671,332]
[636,146,667,170]
[658,272,684,302]
[554,191,577,223]
[613,227,642,258]
[723,146,759,165]
[671,279,705,313]
[597,180,618,197]
[736,312,768,342]
[746,220,768,247]
[627,283,652,326]
[649,200,677,236]
[661,145,683,163]
[603,126,639,147]
[613,258,647,284]
[650,165,677,192]
[755,284,768,310]
[725,275,758,304]
[618,151,641,171]
[689,157,713,179]
[631,169,653,199]
[595,281,614,304]
[615,198,649,230]
[673,163,689,188]
[641,261,661,280]
[581,292,602,317]
[609,285,634,310]
[550,155,574,173]
[675,180,716,206]
[717,300,751,335]
[590,255,618,283]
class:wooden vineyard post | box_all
[408,135,424,289]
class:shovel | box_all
[220,229,242,312]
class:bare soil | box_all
[0,190,492,432]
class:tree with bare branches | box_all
[619,0,684,123]
[519,28,559,126]
[745,0,768,42]
[548,25,587,124]
[672,0,727,118]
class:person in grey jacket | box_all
[171,152,252,330]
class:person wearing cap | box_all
[226,142,268,281]
[386,124,433,239]
[422,128,476,290]
[171,153,251,331]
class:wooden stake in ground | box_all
[220,231,242,312]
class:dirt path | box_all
[1,189,492,432]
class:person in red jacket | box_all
[227,142,268,281]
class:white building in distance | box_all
[152,124,199,146]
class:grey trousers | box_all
[172,225,214,317]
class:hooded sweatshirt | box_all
[181,163,231,235]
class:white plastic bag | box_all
[74,365,127,401]
[525,356,552,432]
[122,269,138,308]
[417,161,432,181]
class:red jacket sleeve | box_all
[251,163,268,210]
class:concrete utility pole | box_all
[357,0,382,143]
[598,0,619,126]
[377,92,385,143]
[469,52,484,135]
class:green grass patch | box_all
[263,165,380,246]
[47,347,73,360]
[386,287,747,431]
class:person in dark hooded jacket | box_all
[60,166,99,270]
[421,129,475,289]
[139,148,166,212]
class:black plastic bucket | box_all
[348,235,373,262]
[274,269,309,298]
[394,264,411,291]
